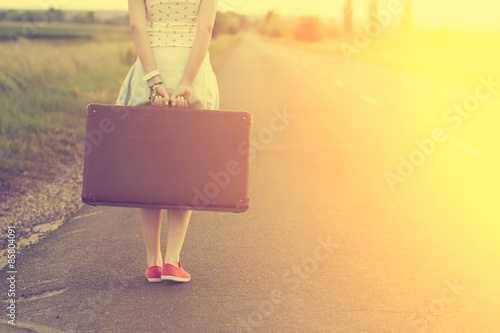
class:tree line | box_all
[0,8,129,25]
[0,8,248,36]
[259,0,413,42]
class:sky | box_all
[1,0,499,30]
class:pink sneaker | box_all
[145,265,162,282]
[161,262,191,282]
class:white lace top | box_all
[145,0,201,48]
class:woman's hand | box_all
[150,84,169,107]
[148,75,168,107]
[170,84,192,109]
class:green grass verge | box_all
[0,62,129,182]
[209,32,243,59]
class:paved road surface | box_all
[1,33,499,332]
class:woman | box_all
[115,0,219,282]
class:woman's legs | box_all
[138,207,192,268]
[138,208,163,267]
[165,208,192,267]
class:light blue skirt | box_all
[115,47,219,110]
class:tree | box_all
[343,0,353,36]
[368,0,380,27]
[87,11,96,23]
[4,10,24,22]
[401,0,413,34]
[260,10,285,38]
[212,12,247,38]
[293,16,324,42]
[264,10,275,25]
[48,7,65,22]
[72,11,96,24]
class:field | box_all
[0,22,243,187]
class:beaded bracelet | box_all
[148,81,164,101]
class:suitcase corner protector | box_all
[235,196,250,212]
[82,188,96,203]
[86,106,98,117]
[241,113,253,125]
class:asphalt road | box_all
[1,33,500,332]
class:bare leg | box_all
[138,208,163,267]
[165,208,192,266]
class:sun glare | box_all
[412,0,500,30]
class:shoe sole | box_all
[146,277,162,282]
[161,275,191,282]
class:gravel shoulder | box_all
[0,157,85,270]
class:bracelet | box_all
[148,81,163,100]
[148,81,163,90]
[143,69,160,82]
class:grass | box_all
[208,32,243,58]
[0,25,242,186]
[0,39,135,181]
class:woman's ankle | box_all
[164,257,180,267]
[147,256,163,267]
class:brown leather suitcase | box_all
[81,103,252,213]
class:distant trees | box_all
[0,7,249,37]
[212,11,248,38]
[259,11,286,38]
[1,10,35,22]
[260,10,343,42]
[0,9,129,26]
[47,8,65,22]
[71,11,96,24]
[293,16,324,42]
[343,0,354,36]
[0,8,65,23]
[368,0,380,27]
[255,0,419,51]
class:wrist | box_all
[179,79,193,88]
[148,75,162,85]
[143,69,160,82]
[148,81,164,101]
